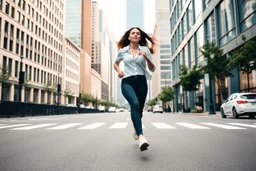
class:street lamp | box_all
[18,55,25,102]
[206,35,216,114]
[57,73,61,106]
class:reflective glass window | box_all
[238,0,256,32]
[218,0,236,46]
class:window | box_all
[187,2,193,30]
[217,0,236,46]
[205,13,216,43]
[15,61,18,77]
[238,0,256,32]
[194,0,202,19]
[161,72,171,79]
[196,25,204,56]
[5,2,9,14]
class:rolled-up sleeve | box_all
[146,47,155,72]
[114,50,124,64]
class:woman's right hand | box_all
[118,71,124,78]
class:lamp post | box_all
[18,55,24,102]
[57,73,61,106]
[206,36,216,114]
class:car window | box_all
[232,95,237,100]
[228,95,234,101]
[240,94,256,99]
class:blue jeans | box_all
[121,75,148,136]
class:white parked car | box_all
[153,105,163,113]
[108,107,116,113]
[220,93,256,119]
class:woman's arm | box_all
[139,49,155,71]
[113,61,124,78]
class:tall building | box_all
[65,0,96,96]
[65,0,82,48]
[126,0,144,29]
[170,0,256,112]
[152,0,172,100]
[0,0,67,104]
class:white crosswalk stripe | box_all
[46,123,83,130]
[78,123,105,129]
[10,124,58,130]
[176,122,210,129]
[152,122,176,129]
[109,122,128,129]
[228,123,256,128]
[1,122,255,131]
[0,124,31,129]
[201,123,246,129]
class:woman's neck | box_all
[129,43,139,50]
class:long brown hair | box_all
[117,27,157,54]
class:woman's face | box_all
[128,28,141,43]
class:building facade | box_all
[0,0,67,104]
[170,0,256,112]
[152,0,172,100]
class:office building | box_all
[152,0,172,100]
[170,0,256,112]
[0,0,66,104]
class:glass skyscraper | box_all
[126,0,144,29]
[170,0,256,113]
[65,0,82,48]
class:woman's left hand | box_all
[138,51,148,59]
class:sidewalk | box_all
[165,111,221,117]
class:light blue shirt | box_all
[115,45,155,80]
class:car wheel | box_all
[221,108,226,118]
[232,108,239,119]
[249,114,255,119]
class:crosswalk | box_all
[0,122,256,131]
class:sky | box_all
[98,0,156,40]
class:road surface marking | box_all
[228,123,256,128]
[152,122,176,129]
[47,123,83,130]
[109,122,128,129]
[0,124,31,129]
[78,123,105,129]
[176,122,210,129]
[0,124,6,126]
[201,123,246,129]
[10,123,58,130]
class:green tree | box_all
[200,42,233,102]
[81,93,93,105]
[146,99,157,106]
[231,35,256,92]
[179,65,204,92]
[179,65,204,110]
[0,65,11,101]
[158,87,174,110]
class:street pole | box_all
[208,74,216,114]
[206,36,216,114]
[18,56,24,102]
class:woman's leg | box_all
[135,76,148,118]
[121,80,143,136]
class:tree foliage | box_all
[200,42,233,80]
[146,99,157,106]
[0,65,10,83]
[179,65,204,92]
[158,87,174,103]
[231,35,256,74]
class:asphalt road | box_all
[0,112,256,171]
